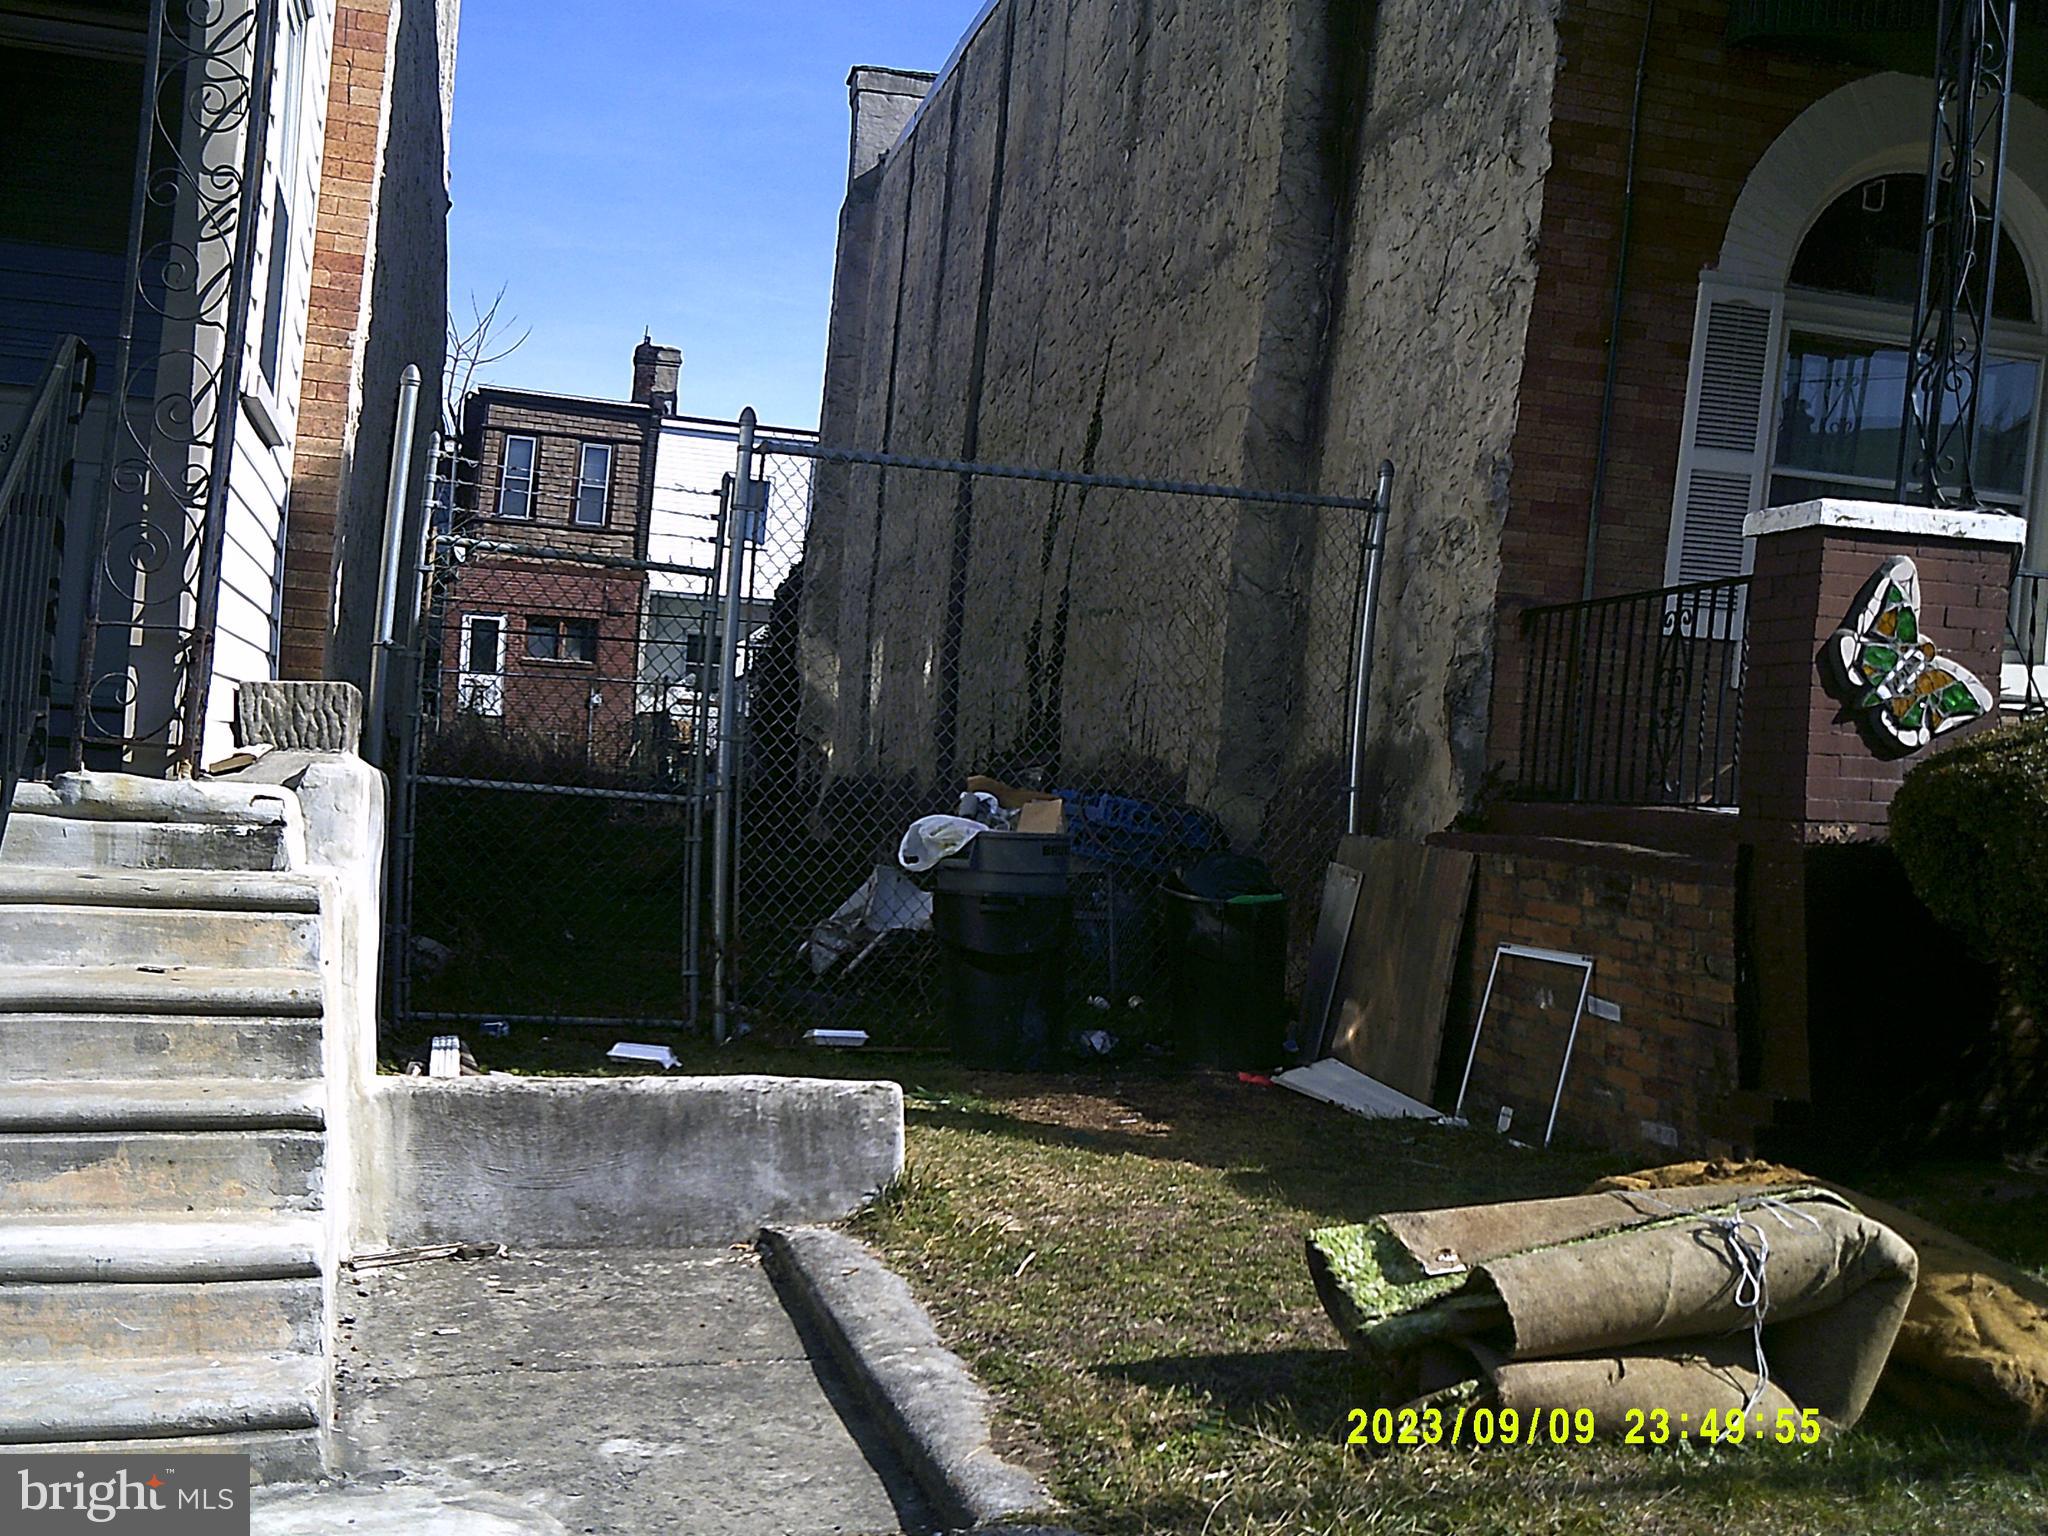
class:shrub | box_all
[1891,715,2048,1017]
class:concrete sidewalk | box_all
[257,1246,934,1535]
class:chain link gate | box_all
[387,417,1390,1049]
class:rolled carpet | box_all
[1307,1184,1918,1435]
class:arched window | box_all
[1769,173,2044,513]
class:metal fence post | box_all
[712,409,758,1043]
[366,363,423,765]
[1347,460,1395,837]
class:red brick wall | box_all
[1439,833,1741,1154]
[435,560,647,767]
[282,0,396,679]
[1742,527,2015,842]
[1490,1,1864,775]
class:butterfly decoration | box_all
[1825,555,1993,753]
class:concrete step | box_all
[4,775,301,873]
[0,1213,322,1283]
[0,868,321,912]
[0,1013,324,1082]
[0,1129,325,1217]
[2,1428,323,1482]
[0,965,323,1017]
[0,1353,324,1445]
[0,1276,324,1361]
[0,1080,324,1132]
[0,903,321,972]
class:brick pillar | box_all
[1738,498,2023,1102]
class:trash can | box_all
[933,832,1069,1069]
[1164,855,1287,1069]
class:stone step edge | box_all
[0,1353,324,1443]
[0,1080,325,1132]
[0,1215,324,1283]
[0,869,321,913]
[0,1428,324,1484]
[0,967,324,1017]
[11,775,297,829]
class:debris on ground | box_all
[1307,1183,1918,1435]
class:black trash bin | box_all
[1164,857,1287,1069]
[933,832,1069,1069]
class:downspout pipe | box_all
[1582,0,1657,602]
[367,363,423,765]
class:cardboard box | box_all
[964,774,1059,811]
[1014,797,1066,834]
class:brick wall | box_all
[1489,0,1863,776]
[283,0,456,688]
[437,561,648,766]
[1741,525,2016,842]
[460,395,654,562]
[282,0,397,680]
[1439,833,1742,1154]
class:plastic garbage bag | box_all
[899,814,988,872]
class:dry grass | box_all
[850,1070,2048,1536]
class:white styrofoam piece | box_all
[802,1030,870,1048]
[1274,1057,1441,1121]
[605,1042,680,1069]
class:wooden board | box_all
[1323,838,1477,1103]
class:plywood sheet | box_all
[1324,839,1476,1102]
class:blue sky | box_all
[447,2,983,429]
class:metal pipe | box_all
[711,409,757,1043]
[1346,460,1395,837]
[366,362,422,764]
[1581,0,1656,602]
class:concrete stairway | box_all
[0,777,336,1477]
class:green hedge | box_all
[1891,715,2048,1014]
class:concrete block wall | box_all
[803,0,1563,850]
[1440,834,1742,1154]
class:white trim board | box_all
[1744,498,2030,545]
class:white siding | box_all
[201,0,337,763]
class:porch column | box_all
[1738,497,2024,1105]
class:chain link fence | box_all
[390,430,1389,1052]
[726,438,1385,1051]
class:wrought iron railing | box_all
[1517,576,1749,808]
[0,336,96,832]
[2008,568,2048,717]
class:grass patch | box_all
[850,1072,2048,1535]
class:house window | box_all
[258,0,310,393]
[497,435,536,519]
[457,613,505,716]
[1769,174,2041,515]
[526,615,598,664]
[575,442,612,526]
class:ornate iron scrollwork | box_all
[1648,595,1703,803]
[1896,0,2018,509]
[73,0,276,773]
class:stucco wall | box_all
[1300,0,1560,838]
[802,0,1560,845]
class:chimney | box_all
[631,333,682,415]
[846,67,933,186]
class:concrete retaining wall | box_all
[358,1076,905,1249]
[800,0,1561,844]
